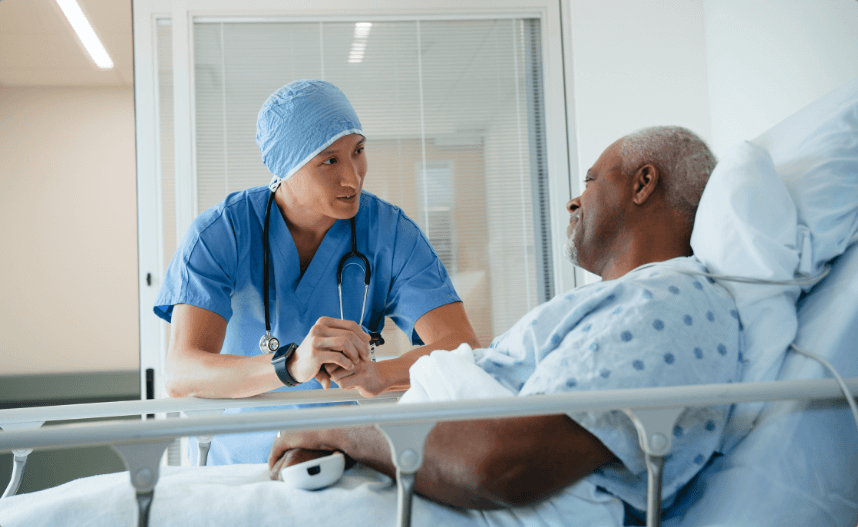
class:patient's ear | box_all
[632,164,659,205]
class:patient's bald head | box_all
[565,126,716,280]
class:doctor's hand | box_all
[288,317,371,385]
[324,360,387,398]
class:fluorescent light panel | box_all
[348,23,372,64]
[55,0,114,69]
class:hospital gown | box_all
[476,256,742,514]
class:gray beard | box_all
[564,225,580,267]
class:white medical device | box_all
[279,451,346,490]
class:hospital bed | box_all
[2,78,857,527]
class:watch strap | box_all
[271,343,300,387]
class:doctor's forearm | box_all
[166,303,288,399]
[165,350,282,399]
[166,303,283,398]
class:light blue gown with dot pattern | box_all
[476,256,742,513]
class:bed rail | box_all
[0,388,403,428]
[2,377,857,527]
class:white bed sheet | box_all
[0,462,631,527]
[0,463,472,527]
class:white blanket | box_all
[0,346,624,526]
[0,462,481,527]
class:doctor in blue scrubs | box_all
[154,79,480,465]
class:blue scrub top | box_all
[154,186,460,464]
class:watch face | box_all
[271,342,294,362]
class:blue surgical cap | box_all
[256,79,363,191]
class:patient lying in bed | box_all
[269,126,742,520]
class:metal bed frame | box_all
[2,378,857,527]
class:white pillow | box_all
[751,76,858,277]
[690,141,802,449]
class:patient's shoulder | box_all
[618,257,737,309]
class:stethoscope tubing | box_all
[263,188,276,335]
[263,190,374,339]
[337,217,371,328]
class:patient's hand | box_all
[268,448,337,481]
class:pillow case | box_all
[690,141,802,449]
[751,76,858,277]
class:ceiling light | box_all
[354,23,372,38]
[347,22,372,64]
[55,0,114,69]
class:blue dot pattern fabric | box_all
[476,256,741,512]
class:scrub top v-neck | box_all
[154,186,460,465]
[268,201,350,315]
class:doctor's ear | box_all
[632,164,659,205]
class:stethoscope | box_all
[259,190,384,359]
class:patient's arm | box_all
[269,414,616,509]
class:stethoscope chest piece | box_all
[260,331,280,354]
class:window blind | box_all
[190,17,552,352]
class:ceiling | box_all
[0,0,133,87]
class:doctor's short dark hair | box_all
[619,126,717,227]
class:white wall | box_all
[567,0,712,176]
[566,0,712,283]
[0,86,139,375]
[703,0,858,157]
[566,0,858,181]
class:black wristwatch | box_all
[271,342,300,387]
